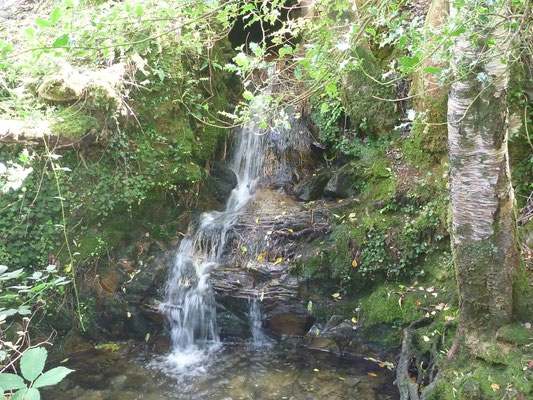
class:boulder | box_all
[199,161,238,207]
[216,306,251,342]
[324,165,357,198]
[294,171,331,201]
[304,334,341,355]
[265,304,315,336]
[63,330,94,355]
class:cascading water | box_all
[248,298,271,348]
[157,94,269,372]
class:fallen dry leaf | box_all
[490,383,500,392]
[367,372,377,377]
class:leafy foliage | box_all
[0,347,73,398]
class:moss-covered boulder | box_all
[340,46,398,136]
[294,170,331,201]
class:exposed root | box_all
[396,317,433,400]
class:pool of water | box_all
[43,343,399,400]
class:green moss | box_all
[361,285,421,326]
[496,323,533,346]
[434,356,533,400]
[50,109,101,138]
[340,46,398,136]
[75,215,130,260]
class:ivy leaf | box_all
[423,66,441,75]
[325,82,338,98]
[52,34,69,48]
[365,28,376,37]
[25,28,35,40]
[398,55,420,71]
[35,19,52,28]
[21,348,47,382]
[33,367,73,388]
[0,373,26,390]
[49,8,62,25]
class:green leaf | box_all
[135,5,143,17]
[325,82,338,97]
[25,28,35,40]
[242,91,254,101]
[35,19,52,28]
[33,367,73,388]
[365,28,376,37]
[20,348,47,382]
[52,34,69,48]
[49,8,62,25]
[320,102,329,114]
[423,66,441,75]
[294,67,302,80]
[12,387,40,400]
[398,54,420,71]
[0,373,26,390]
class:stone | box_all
[304,335,341,355]
[64,330,94,355]
[324,165,357,199]
[200,161,238,206]
[265,304,315,336]
[294,171,331,201]
[343,377,361,388]
[216,307,251,342]
[109,375,128,391]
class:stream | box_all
[43,343,398,399]
[46,77,399,398]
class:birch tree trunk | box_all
[448,0,522,337]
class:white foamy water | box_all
[248,298,272,348]
[155,92,272,374]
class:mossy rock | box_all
[496,323,533,346]
[361,285,421,327]
[340,46,398,136]
[50,109,102,138]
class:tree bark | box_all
[447,0,522,335]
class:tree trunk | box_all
[447,0,522,337]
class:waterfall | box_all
[158,93,269,371]
[248,298,271,348]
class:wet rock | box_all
[324,165,357,198]
[150,334,171,355]
[110,374,128,391]
[199,161,238,208]
[125,256,169,298]
[64,330,94,355]
[304,334,341,355]
[343,377,361,387]
[265,304,315,336]
[294,171,331,201]
[216,307,251,342]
